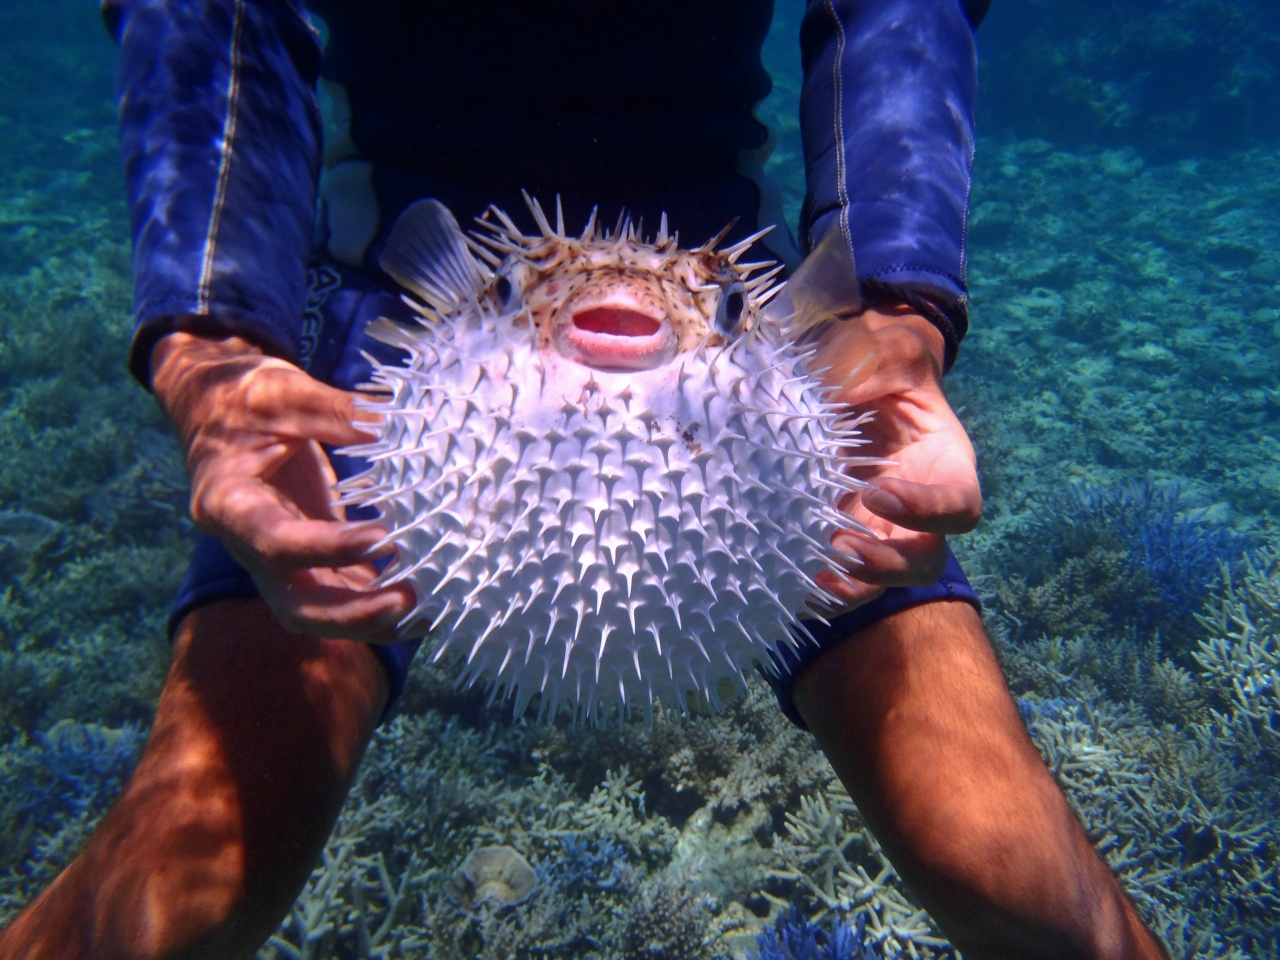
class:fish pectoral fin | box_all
[380,198,487,312]
[763,224,862,339]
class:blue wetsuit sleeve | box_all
[798,0,980,371]
[103,0,324,387]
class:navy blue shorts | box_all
[169,264,980,726]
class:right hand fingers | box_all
[257,566,418,643]
[200,474,391,571]
[206,478,419,642]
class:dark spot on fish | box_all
[680,428,702,454]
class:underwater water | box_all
[0,0,1278,955]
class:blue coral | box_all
[747,908,886,960]
[1079,483,1244,623]
[1035,481,1249,644]
[541,834,632,898]
[9,720,144,829]
[1016,697,1075,726]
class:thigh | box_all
[793,601,1061,868]
[3,598,388,959]
[134,598,388,944]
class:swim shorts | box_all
[168,263,981,725]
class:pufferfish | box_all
[339,195,879,720]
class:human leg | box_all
[0,598,388,960]
[792,601,1166,960]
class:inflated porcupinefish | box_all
[339,195,878,719]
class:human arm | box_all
[799,0,982,372]
[813,307,981,607]
[103,0,416,636]
[150,332,414,640]
[104,0,324,384]
[797,0,985,599]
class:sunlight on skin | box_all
[150,333,416,642]
[0,600,387,960]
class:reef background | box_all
[1,0,1278,957]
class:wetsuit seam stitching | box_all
[824,0,854,271]
[198,0,246,312]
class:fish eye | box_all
[715,283,746,334]
[490,268,523,311]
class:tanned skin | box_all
[0,316,1166,959]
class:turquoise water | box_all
[0,0,1277,956]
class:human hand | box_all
[812,308,983,610]
[151,331,414,641]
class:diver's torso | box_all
[309,0,783,266]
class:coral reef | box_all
[0,720,144,923]
[2,0,1280,957]
[977,0,1280,157]
[747,908,879,960]
[766,786,953,958]
[997,548,1280,957]
[985,480,1250,661]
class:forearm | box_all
[799,0,980,370]
[104,0,324,388]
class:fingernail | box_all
[863,487,904,518]
[831,534,865,557]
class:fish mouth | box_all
[556,301,676,371]
[573,306,662,338]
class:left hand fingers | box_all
[830,528,948,587]
[859,476,983,536]
[812,572,886,613]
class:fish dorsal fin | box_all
[380,199,485,312]
[763,225,862,337]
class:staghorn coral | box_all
[988,481,1249,660]
[480,766,679,873]
[1008,621,1280,957]
[0,720,143,924]
[747,907,881,960]
[262,792,431,960]
[767,785,952,958]
[532,680,833,825]
[1193,546,1280,772]
[622,865,738,960]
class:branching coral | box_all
[747,907,881,960]
[622,866,738,960]
[1193,546,1280,771]
[767,785,951,958]
[0,720,144,924]
[990,481,1249,659]
[1018,683,1280,956]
